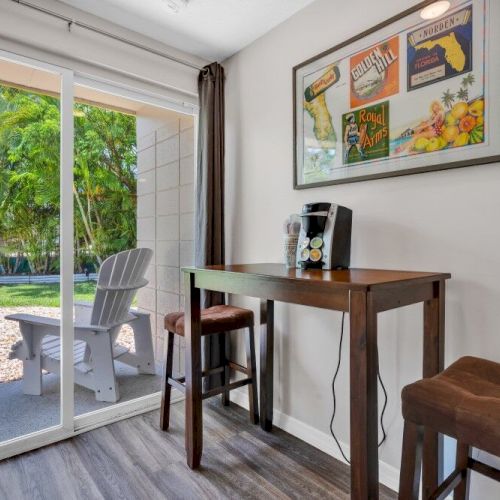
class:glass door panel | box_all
[0,57,63,442]
[72,82,195,416]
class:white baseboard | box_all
[229,390,400,493]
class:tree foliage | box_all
[0,86,137,274]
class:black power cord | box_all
[329,312,388,464]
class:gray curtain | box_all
[196,62,225,390]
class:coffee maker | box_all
[296,202,352,270]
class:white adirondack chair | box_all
[6,248,155,403]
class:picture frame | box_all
[293,0,500,189]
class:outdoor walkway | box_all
[0,273,97,285]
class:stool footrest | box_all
[228,361,247,374]
[167,375,253,400]
[173,365,225,385]
[469,457,500,482]
[170,362,248,385]
[202,378,252,400]
[428,466,464,500]
[168,377,186,393]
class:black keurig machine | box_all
[296,202,352,270]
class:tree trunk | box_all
[73,184,103,265]
[13,253,21,274]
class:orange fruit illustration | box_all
[459,115,476,133]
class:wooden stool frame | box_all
[399,419,500,499]
[160,326,259,432]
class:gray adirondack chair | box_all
[6,248,155,402]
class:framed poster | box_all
[293,0,500,189]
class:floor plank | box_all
[0,400,397,499]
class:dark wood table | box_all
[181,264,450,499]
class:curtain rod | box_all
[12,0,203,71]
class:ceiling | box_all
[57,0,316,61]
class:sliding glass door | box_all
[72,82,161,417]
[0,49,196,460]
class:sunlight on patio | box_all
[0,301,163,442]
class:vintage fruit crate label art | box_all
[390,75,484,157]
[294,0,491,188]
[301,64,342,182]
[350,36,399,108]
[407,5,473,91]
[342,101,389,164]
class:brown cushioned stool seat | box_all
[399,356,500,499]
[164,305,254,336]
[402,356,500,457]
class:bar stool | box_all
[399,356,500,499]
[160,304,259,431]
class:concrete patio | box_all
[0,308,162,442]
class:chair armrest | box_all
[5,313,109,333]
[5,313,61,328]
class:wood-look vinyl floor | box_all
[0,399,397,499]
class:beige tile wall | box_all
[136,112,195,371]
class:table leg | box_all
[184,272,202,469]
[422,280,445,497]
[349,291,379,500]
[260,299,274,432]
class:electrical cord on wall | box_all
[329,312,388,464]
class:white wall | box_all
[224,0,500,496]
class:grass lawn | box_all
[0,281,97,307]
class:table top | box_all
[183,263,450,291]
